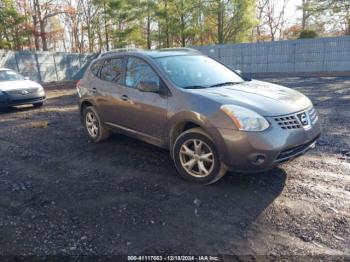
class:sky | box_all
[285,0,302,25]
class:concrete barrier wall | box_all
[194,36,350,74]
[1,36,349,82]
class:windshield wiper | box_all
[210,82,240,87]
[182,85,209,89]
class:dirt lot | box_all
[0,77,349,259]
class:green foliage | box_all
[98,0,258,49]
[298,29,318,39]
[229,0,258,43]
[0,0,30,50]
[299,0,350,35]
[202,0,257,44]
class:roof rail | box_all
[158,47,202,54]
[98,48,144,57]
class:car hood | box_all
[0,80,43,91]
[187,80,312,116]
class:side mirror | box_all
[137,80,159,93]
[235,69,242,75]
[24,76,30,80]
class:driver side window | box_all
[126,57,160,88]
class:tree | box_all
[298,29,318,39]
[256,0,289,41]
[0,0,30,50]
[301,0,313,30]
[107,0,139,48]
[138,0,158,49]
[326,0,350,35]
[29,0,68,51]
[299,0,350,36]
[283,24,302,40]
[173,0,191,47]
[256,0,269,41]
[206,0,257,44]
[80,0,101,52]
[298,0,326,35]
[157,0,174,47]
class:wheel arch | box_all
[79,100,95,123]
[80,100,94,113]
[168,114,228,160]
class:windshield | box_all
[154,55,244,89]
[0,70,24,82]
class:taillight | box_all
[76,80,81,89]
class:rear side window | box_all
[126,57,160,88]
[90,60,103,77]
[100,58,124,83]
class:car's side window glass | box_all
[126,57,160,88]
[90,60,103,77]
[100,58,124,83]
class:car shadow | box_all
[48,132,287,254]
[0,108,287,255]
[0,105,38,114]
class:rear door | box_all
[121,56,168,140]
[93,57,129,125]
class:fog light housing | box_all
[249,153,266,166]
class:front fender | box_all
[165,111,229,161]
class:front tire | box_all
[83,106,110,142]
[173,128,227,184]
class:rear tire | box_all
[83,106,110,142]
[173,128,227,184]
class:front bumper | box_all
[0,91,46,108]
[216,108,322,172]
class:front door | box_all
[121,56,168,141]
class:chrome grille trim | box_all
[274,115,301,130]
[274,107,318,130]
[5,87,39,95]
[308,107,318,125]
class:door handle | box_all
[121,95,129,101]
[92,87,97,93]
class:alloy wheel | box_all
[86,111,99,138]
[179,139,215,177]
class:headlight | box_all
[221,105,270,131]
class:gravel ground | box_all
[0,77,349,259]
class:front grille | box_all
[275,135,320,162]
[274,106,318,130]
[7,97,45,106]
[6,87,39,95]
[308,107,318,125]
[274,115,301,130]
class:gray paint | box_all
[77,50,321,182]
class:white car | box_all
[0,68,46,108]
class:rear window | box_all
[100,58,124,83]
[90,60,103,77]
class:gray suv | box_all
[77,49,321,184]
